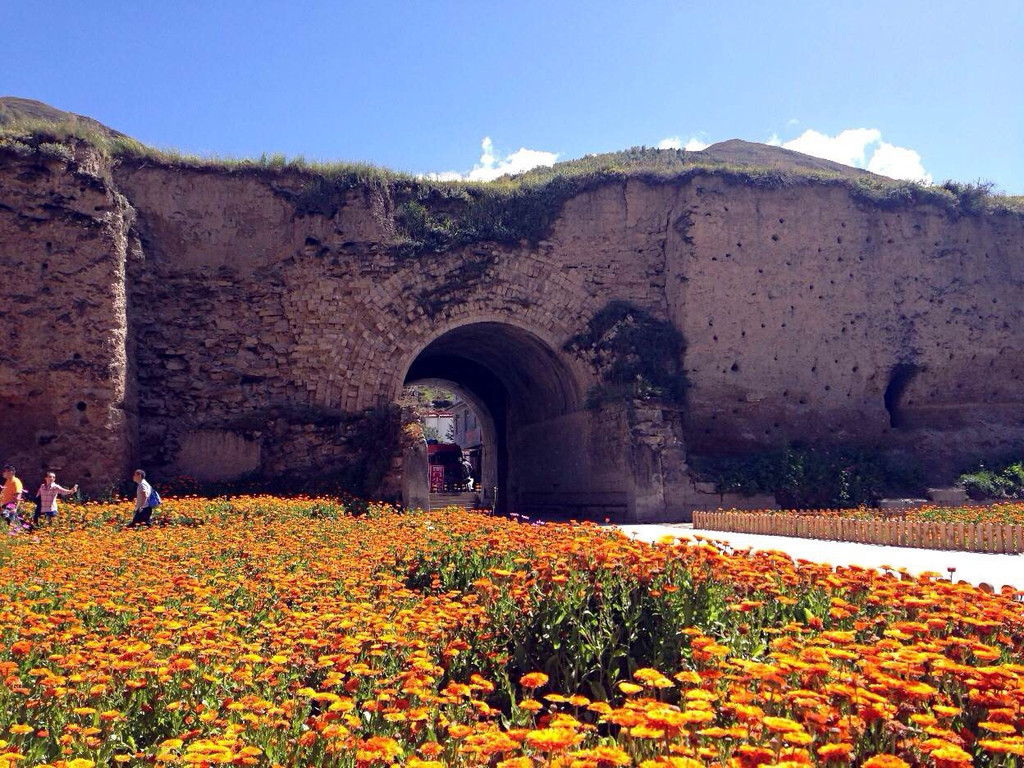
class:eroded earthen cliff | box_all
[2,142,1022,517]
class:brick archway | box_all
[402,320,611,515]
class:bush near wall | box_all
[691,446,923,509]
[958,458,1024,500]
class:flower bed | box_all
[1,497,1023,766]
[694,503,1024,554]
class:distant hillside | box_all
[0,96,127,139]
[697,139,871,178]
[509,141,876,188]
[1,96,873,181]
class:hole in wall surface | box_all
[883,363,921,429]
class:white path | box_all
[618,523,1024,591]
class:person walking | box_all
[127,469,157,528]
[34,471,78,527]
[1,465,23,526]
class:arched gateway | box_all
[401,320,616,517]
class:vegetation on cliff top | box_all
[2,104,1022,255]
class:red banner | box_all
[429,465,445,493]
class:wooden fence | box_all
[692,511,1024,554]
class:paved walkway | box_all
[618,523,1024,591]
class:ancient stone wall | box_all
[664,179,1024,476]
[2,146,1023,515]
[0,146,135,490]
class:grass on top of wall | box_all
[2,118,1022,257]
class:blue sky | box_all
[4,1,1023,192]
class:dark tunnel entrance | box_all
[402,321,604,516]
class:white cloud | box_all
[867,141,932,184]
[426,137,558,182]
[658,136,709,151]
[782,128,882,168]
[770,128,931,183]
[428,170,466,182]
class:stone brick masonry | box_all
[1,143,1022,520]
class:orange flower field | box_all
[1,496,1023,767]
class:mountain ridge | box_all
[0,95,872,181]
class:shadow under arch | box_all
[403,321,615,516]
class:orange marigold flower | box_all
[418,742,444,757]
[783,731,814,747]
[980,721,1017,735]
[497,758,533,768]
[639,758,704,768]
[979,739,1024,757]
[355,735,402,763]
[11,640,32,657]
[569,745,631,766]
[762,716,804,734]
[732,704,765,723]
[634,668,668,683]
[930,745,974,765]
[674,670,701,686]
[861,756,910,768]
[602,708,645,729]
[523,727,581,752]
[631,724,667,739]
[817,743,854,762]
[520,672,549,689]
[734,744,775,768]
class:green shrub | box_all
[565,301,688,406]
[941,179,995,215]
[36,141,74,162]
[692,446,923,508]
[958,459,1024,500]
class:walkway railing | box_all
[692,510,1024,554]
